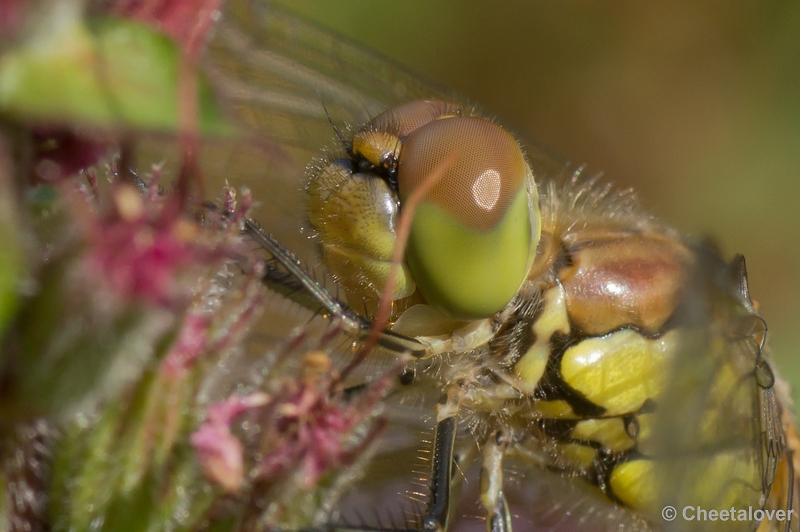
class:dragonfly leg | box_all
[421,415,459,532]
[314,416,458,532]
[479,432,512,532]
[240,216,428,359]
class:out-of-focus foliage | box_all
[0,142,24,340]
[0,2,389,530]
[0,1,233,133]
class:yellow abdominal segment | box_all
[610,460,656,509]
[526,319,763,517]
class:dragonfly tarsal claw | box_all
[487,494,512,532]
[480,432,512,532]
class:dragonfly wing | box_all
[653,247,792,532]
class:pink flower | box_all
[192,351,393,493]
[253,351,393,488]
[257,381,364,487]
[162,312,211,375]
[83,185,213,308]
[190,393,270,492]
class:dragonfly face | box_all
[189,1,800,531]
[309,99,540,321]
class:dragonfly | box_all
[134,1,800,530]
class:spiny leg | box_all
[310,416,459,532]
[479,432,512,532]
[422,416,458,532]
[241,216,427,359]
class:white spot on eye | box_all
[472,169,502,211]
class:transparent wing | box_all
[199,0,449,260]
[653,248,793,532]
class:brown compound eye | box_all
[368,99,461,137]
[396,116,541,320]
[353,100,461,171]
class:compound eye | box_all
[398,116,541,320]
[368,99,460,137]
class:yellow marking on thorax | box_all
[514,285,570,393]
[558,442,597,470]
[561,329,679,416]
[527,400,578,419]
[571,418,636,453]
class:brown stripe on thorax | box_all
[558,229,693,336]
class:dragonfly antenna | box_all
[320,95,348,149]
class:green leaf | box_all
[0,145,24,341]
[0,2,235,136]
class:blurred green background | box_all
[272,1,800,404]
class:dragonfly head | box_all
[309,100,541,321]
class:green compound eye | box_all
[397,116,541,321]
